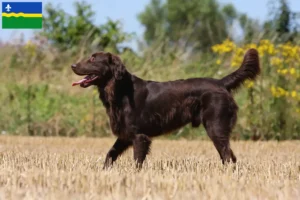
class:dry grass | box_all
[0,136,299,200]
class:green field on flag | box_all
[2,17,42,29]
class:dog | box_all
[71,49,260,168]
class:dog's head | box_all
[71,52,126,88]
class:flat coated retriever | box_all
[71,49,260,169]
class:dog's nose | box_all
[71,64,77,68]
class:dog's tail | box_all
[220,48,260,92]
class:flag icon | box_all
[2,2,42,29]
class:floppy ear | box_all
[108,53,126,80]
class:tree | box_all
[40,1,132,53]
[138,0,239,52]
[138,0,167,45]
[276,0,291,39]
[263,0,299,42]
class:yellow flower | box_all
[230,47,244,68]
[245,80,254,88]
[245,43,257,49]
[271,57,283,67]
[211,39,236,54]
[271,86,276,95]
[277,69,288,75]
[270,86,289,98]
[216,59,221,65]
[290,68,296,75]
[277,87,286,96]
[291,91,297,98]
[258,40,275,56]
[278,42,300,60]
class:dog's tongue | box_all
[72,77,88,86]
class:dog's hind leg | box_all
[206,130,236,164]
[201,93,238,164]
[133,134,151,169]
[103,138,132,169]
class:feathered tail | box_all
[220,48,260,92]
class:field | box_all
[0,136,299,200]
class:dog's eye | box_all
[90,57,95,62]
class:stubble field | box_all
[0,136,299,200]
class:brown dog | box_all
[71,49,260,169]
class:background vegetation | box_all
[0,0,299,140]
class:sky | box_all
[0,0,300,48]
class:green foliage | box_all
[1,0,300,140]
[41,1,133,53]
[139,0,236,52]
[137,0,167,45]
[0,82,111,137]
[262,0,300,43]
[276,0,291,35]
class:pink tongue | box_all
[72,78,87,86]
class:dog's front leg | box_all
[133,134,152,169]
[103,138,132,169]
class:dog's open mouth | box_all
[72,75,99,88]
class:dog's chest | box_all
[105,97,136,138]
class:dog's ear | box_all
[107,53,126,80]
